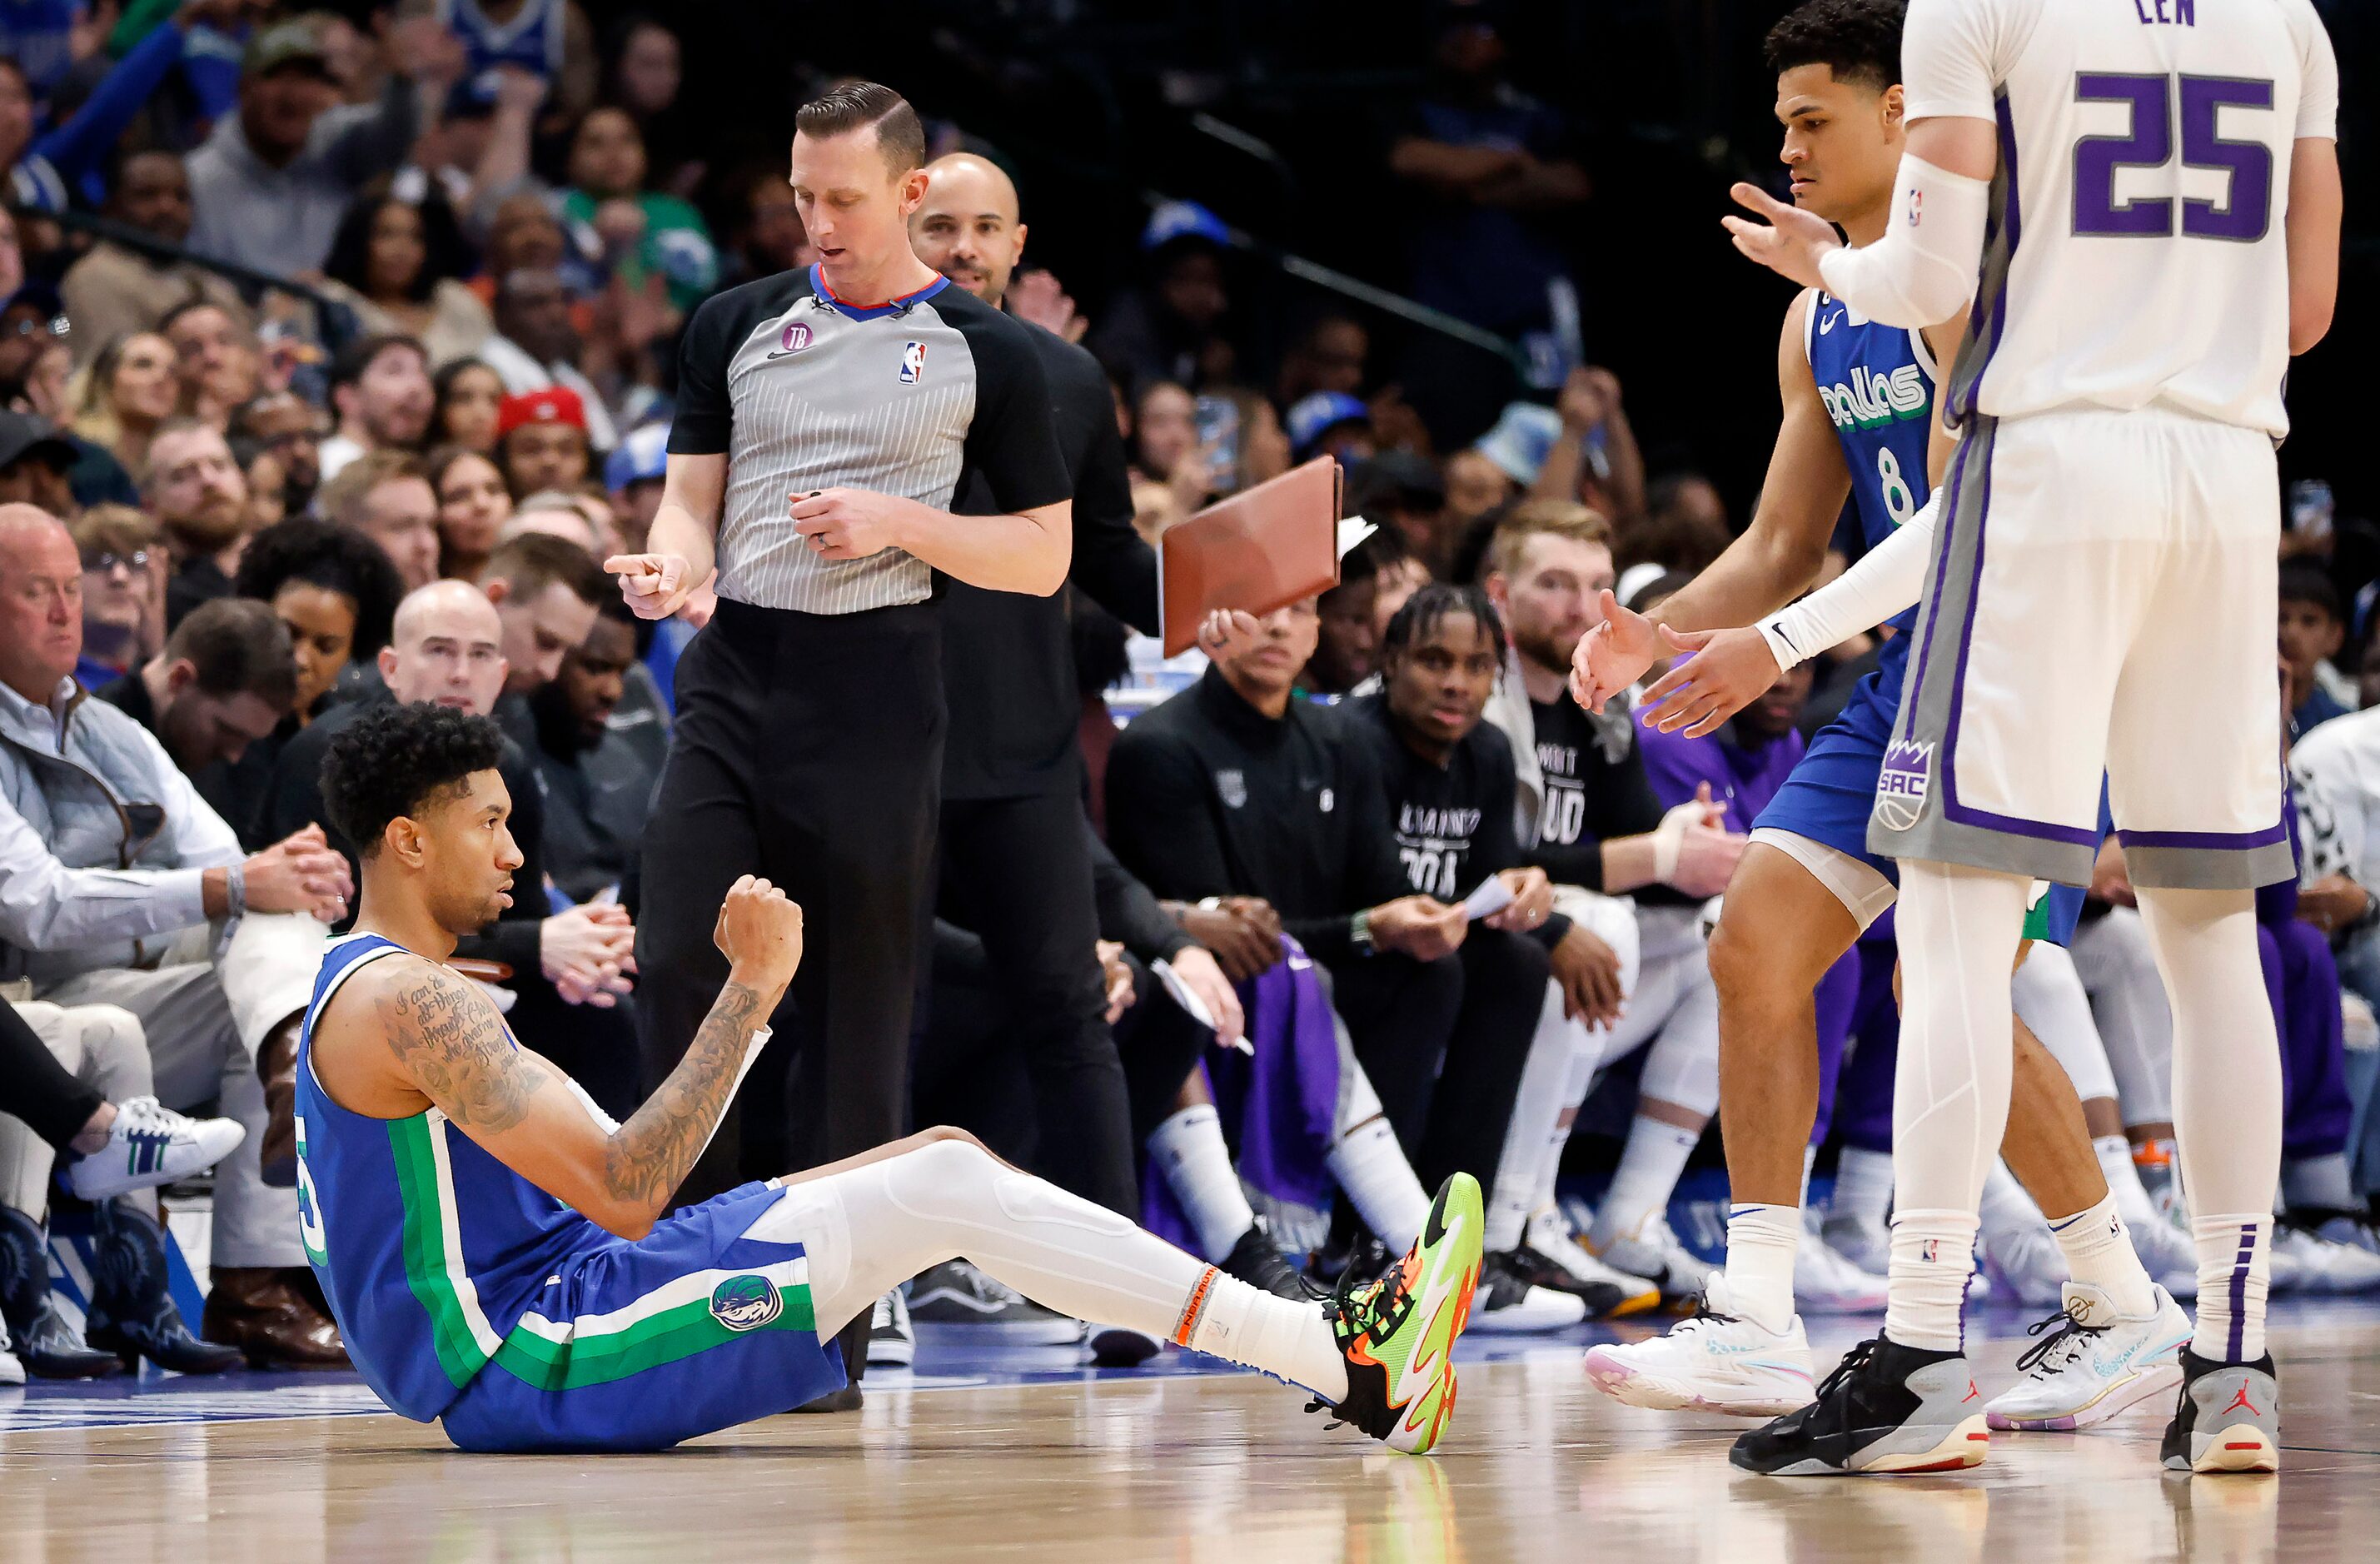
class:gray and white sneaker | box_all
[2160,1350,2279,1474]
[907,1260,1083,1344]
[1984,1283,2189,1432]
[0,1315,22,1387]
[866,1288,914,1367]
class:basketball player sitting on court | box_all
[292,701,1482,1453]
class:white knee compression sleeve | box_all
[2132,887,2281,1357]
[2010,942,2119,1104]
[1886,862,2029,1350]
[1892,862,2029,1213]
[751,1138,1347,1397]
[1815,154,1989,330]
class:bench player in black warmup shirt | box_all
[1343,584,1637,1327]
[605,84,1071,1398]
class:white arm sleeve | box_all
[1756,487,1941,673]
[1814,154,1989,330]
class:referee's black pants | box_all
[635,596,944,1206]
[1322,929,1548,1192]
[919,786,1138,1214]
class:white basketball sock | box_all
[1885,1209,1977,1353]
[1486,984,1591,1253]
[1589,1116,1700,1249]
[1328,1058,1431,1253]
[2190,1214,2272,1363]
[2048,1193,2157,1319]
[1182,1268,1349,1402]
[1146,1105,1256,1263]
[1833,1146,1896,1230]
[1720,1203,1800,1334]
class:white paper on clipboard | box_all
[1459,876,1516,924]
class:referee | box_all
[607,83,1071,1383]
[909,153,1159,1223]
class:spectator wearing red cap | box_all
[495,386,590,499]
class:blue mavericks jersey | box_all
[1804,289,1937,698]
[293,934,597,1422]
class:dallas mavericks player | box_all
[1710,0,2339,1476]
[1571,0,2180,1445]
[296,703,1484,1453]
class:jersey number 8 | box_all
[1877,447,1917,525]
[2071,73,2275,243]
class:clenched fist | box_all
[714,874,804,989]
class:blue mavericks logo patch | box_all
[1875,739,1934,832]
[710,1274,784,1332]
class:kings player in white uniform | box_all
[1713,0,2341,1477]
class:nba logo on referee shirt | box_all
[900,341,927,383]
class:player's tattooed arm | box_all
[599,978,769,1212]
[376,967,549,1132]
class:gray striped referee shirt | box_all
[668,263,1071,614]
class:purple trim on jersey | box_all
[2117,823,2291,850]
[1949,97,2024,427]
[2227,1223,2255,1362]
[1931,425,2104,849]
[1901,419,1974,724]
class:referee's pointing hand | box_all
[790,487,908,560]
[606,552,695,620]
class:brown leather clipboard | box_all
[1158,456,1343,656]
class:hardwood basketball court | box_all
[7,1302,2376,1558]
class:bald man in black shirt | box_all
[908,154,1156,1224]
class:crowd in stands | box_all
[1,2,2374,1383]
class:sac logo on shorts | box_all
[710,1274,784,1332]
[899,341,927,384]
[1874,739,1934,831]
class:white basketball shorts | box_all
[1868,406,2292,892]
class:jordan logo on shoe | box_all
[1963,1380,1980,1404]
[2223,1383,2261,1417]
